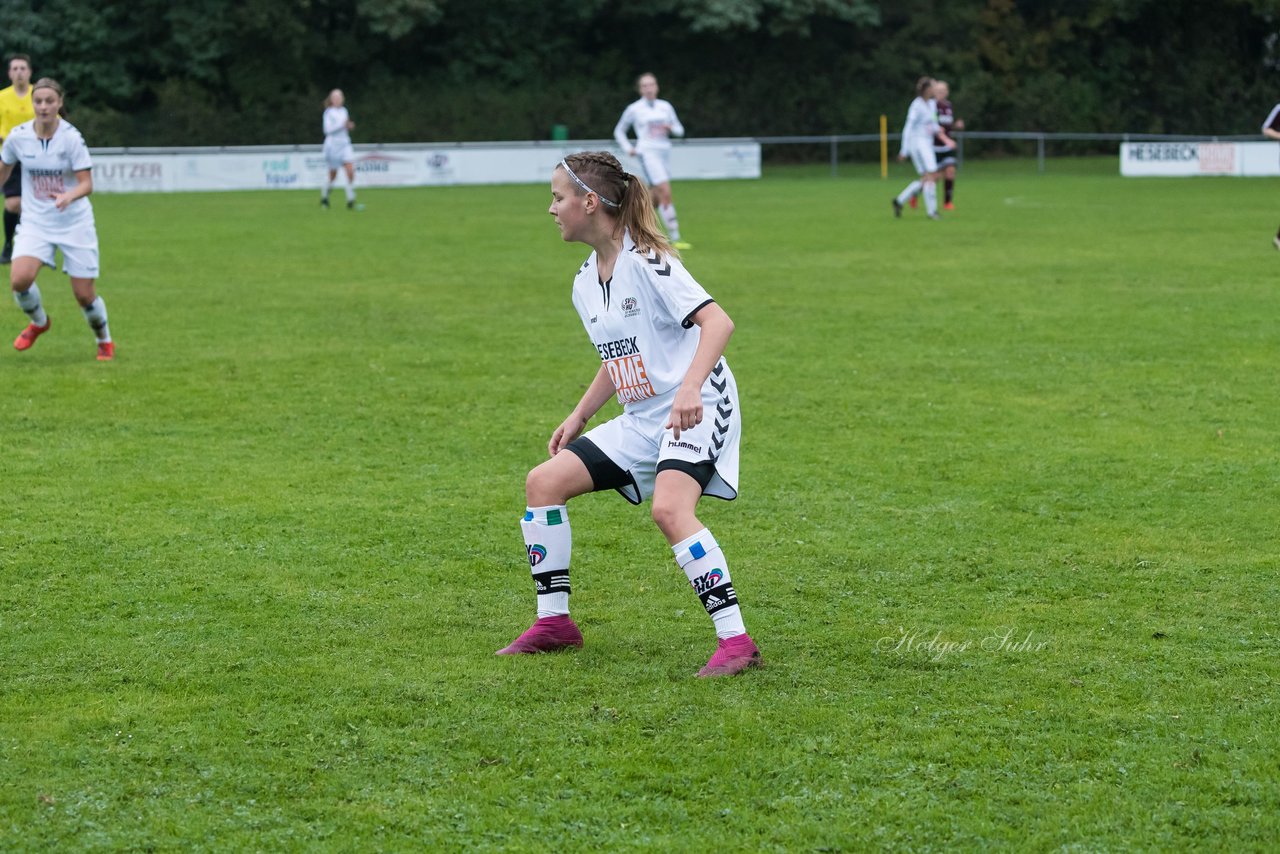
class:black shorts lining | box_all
[565,436,637,494]
[656,459,716,489]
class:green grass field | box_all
[2,158,1277,850]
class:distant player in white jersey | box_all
[892,77,954,220]
[321,89,359,210]
[495,150,761,677]
[1263,102,1280,248]
[613,73,690,248]
[0,78,113,360]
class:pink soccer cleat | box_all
[495,615,583,655]
[697,634,762,677]
[97,341,115,361]
[14,319,50,351]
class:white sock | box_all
[82,296,110,342]
[896,180,922,205]
[344,179,356,203]
[659,203,680,240]
[321,182,332,201]
[924,182,938,215]
[14,284,48,327]
[521,505,571,618]
[673,528,746,639]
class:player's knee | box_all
[650,496,688,537]
[526,463,565,507]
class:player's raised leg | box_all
[894,179,922,216]
[496,449,594,655]
[11,255,49,350]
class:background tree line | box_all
[1,0,1276,148]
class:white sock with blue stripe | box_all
[521,505,572,618]
[673,528,745,639]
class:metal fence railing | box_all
[753,132,1269,176]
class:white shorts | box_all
[907,140,939,175]
[324,142,356,170]
[13,222,100,278]
[567,358,741,504]
[637,148,672,187]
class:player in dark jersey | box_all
[932,80,963,211]
[1263,104,1280,248]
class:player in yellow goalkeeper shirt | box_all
[0,55,34,264]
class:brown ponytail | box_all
[559,150,677,260]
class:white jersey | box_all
[571,245,715,407]
[900,96,940,153]
[614,98,684,153]
[323,106,351,147]
[0,119,94,234]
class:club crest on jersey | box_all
[528,544,547,567]
[621,297,641,317]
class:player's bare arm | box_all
[549,363,616,456]
[666,302,734,440]
[54,169,92,210]
[1265,128,1280,141]
[0,162,11,185]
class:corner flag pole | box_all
[880,115,888,179]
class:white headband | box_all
[559,159,619,208]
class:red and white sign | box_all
[1121,141,1277,177]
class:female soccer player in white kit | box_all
[0,78,113,360]
[613,73,690,248]
[321,89,359,209]
[496,150,761,677]
[892,77,954,220]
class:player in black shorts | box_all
[0,54,35,264]
[932,80,963,211]
[1,163,20,262]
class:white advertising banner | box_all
[89,139,762,194]
[1120,141,1279,177]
